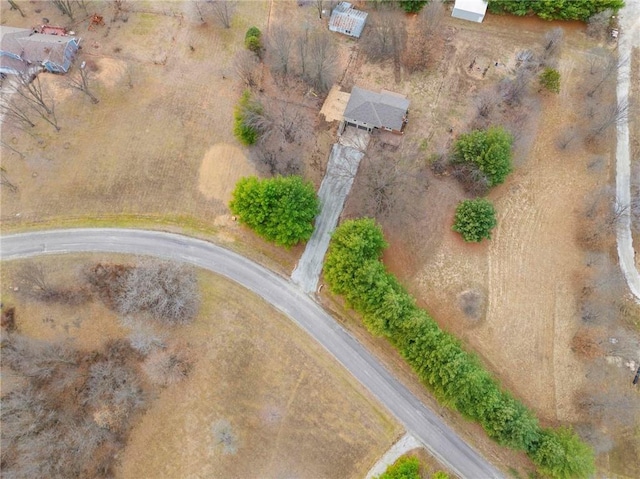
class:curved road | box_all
[0,228,504,479]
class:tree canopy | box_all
[540,67,561,94]
[398,0,428,14]
[233,90,262,145]
[454,126,513,187]
[229,176,320,248]
[531,428,596,479]
[377,456,421,479]
[452,199,498,242]
[487,0,624,21]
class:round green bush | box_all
[452,199,497,242]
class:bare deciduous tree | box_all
[586,9,612,39]
[2,334,78,381]
[252,144,303,177]
[143,343,193,386]
[305,29,338,93]
[0,92,36,129]
[15,262,56,300]
[52,0,87,21]
[234,50,260,89]
[68,60,99,104]
[541,27,564,66]
[350,142,428,221]
[115,260,200,325]
[12,73,60,131]
[500,68,533,106]
[0,166,18,192]
[555,127,580,150]
[205,0,236,29]
[585,51,619,98]
[361,8,407,67]
[422,0,445,34]
[128,324,165,355]
[1,332,149,478]
[267,24,295,79]
[588,100,630,139]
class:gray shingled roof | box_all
[20,33,75,67]
[343,86,409,130]
[1,26,77,71]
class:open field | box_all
[1,254,400,478]
[2,1,639,477]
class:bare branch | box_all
[68,61,99,104]
[205,0,237,29]
[7,0,25,17]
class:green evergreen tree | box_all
[452,199,498,242]
[540,67,561,94]
[229,176,319,247]
[454,127,513,187]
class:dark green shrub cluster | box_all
[487,0,624,21]
[325,218,595,479]
[233,90,261,145]
[229,175,320,247]
[398,0,428,13]
[453,126,513,187]
[377,456,420,479]
[453,198,497,242]
[244,26,262,55]
[540,67,561,94]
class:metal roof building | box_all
[451,0,488,23]
[328,2,368,38]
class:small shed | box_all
[328,2,368,38]
[451,0,488,23]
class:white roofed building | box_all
[451,0,488,23]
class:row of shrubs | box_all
[487,0,624,21]
[324,218,595,479]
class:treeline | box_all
[1,334,148,478]
[324,219,595,479]
[487,0,624,21]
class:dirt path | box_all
[616,0,640,302]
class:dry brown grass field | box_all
[1,254,400,478]
[2,1,639,477]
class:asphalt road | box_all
[1,228,504,479]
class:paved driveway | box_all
[291,129,369,293]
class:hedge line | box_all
[487,0,624,22]
[324,218,595,479]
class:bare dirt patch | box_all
[198,143,254,203]
[320,85,351,122]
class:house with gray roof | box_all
[343,86,409,134]
[328,2,368,38]
[0,25,79,75]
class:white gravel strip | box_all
[615,0,640,302]
[365,433,423,479]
